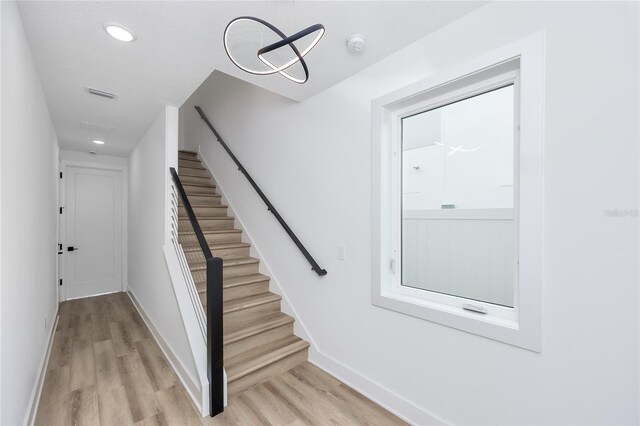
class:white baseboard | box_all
[309,349,447,426]
[25,311,59,426]
[127,290,202,412]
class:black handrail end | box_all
[315,268,328,277]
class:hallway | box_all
[35,293,406,425]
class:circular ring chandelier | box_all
[223,16,325,84]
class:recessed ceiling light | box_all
[92,140,105,145]
[104,24,136,42]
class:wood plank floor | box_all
[36,293,407,426]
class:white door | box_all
[64,166,123,299]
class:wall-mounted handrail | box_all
[194,106,328,277]
[169,167,224,417]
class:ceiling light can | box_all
[104,24,136,42]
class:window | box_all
[372,34,544,351]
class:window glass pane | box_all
[401,85,516,307]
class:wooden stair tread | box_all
[178,194,220,199]
[179,203,224,208]
[224,311,294,345]
[178,169,208,177]
[187,256,258,271]
[178,216,234,222]
[181,182,216,189]
[178,150,198,156]
[223,292,280,315]
[179,210,229,219]
[195,273,269,293]
[178,205,228,211]
[182,242,250,253]
[179,164,206,171]
[226,336,309,382]
[178,229,242,236]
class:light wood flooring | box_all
[35,293,407,426]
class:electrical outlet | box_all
[337,245,346,261]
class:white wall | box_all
[128,106,202,404]
[1,2,60,424]
[181,2,639,424]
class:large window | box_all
[372,34,544,351]
[401,84,516,309]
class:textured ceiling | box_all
[17,1,487,156]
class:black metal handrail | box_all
[194,106,328,277]
[170,167,224,417]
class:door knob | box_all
[67,246,79,252]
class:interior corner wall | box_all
[1,2,60,424]
[180,2,639,424]
[127,106,199,393]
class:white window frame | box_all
[371,32,544,351]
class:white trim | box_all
[59,159,128,301]
[371,32,544,352]
[127,290,202,414]
[161,243,211,416]
[403,208,514,220]
[64,289,121,301]
[25,312,59,426]
[309,349,447,426]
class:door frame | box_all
[59,159,128,301]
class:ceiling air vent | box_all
[85,87,118,100]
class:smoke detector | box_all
[346,34,366,54]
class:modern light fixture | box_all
[223,16,324,84]
[92,140,105,145]
[104,24,136,42]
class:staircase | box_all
[176,150,309,399]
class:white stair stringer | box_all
[162,179,228,416]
